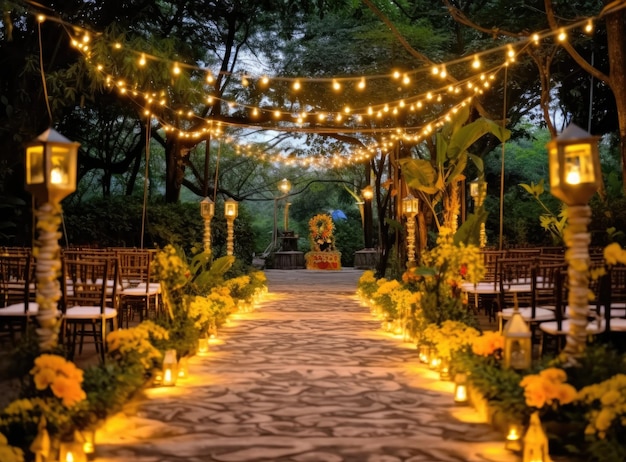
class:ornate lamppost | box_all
[200,197,215,254]
[401,194,419,267]
[362,185,374,249]
[25,128,78,351]
[470,177,488,249]
[273,178,292,251]
[547,124,602,364]
[224,199,238,257]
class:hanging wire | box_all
[212,139,222,203]
[140,116,151,249]
[498,66,509,251]
[37,20,53,126]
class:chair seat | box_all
[539,319,605,335]
[121,286,160,296]
[0,302,39,315]
[608,318,626,332]
[65,306,117,320]
[499,307,555,322]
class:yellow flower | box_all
[539,367,567,384]
[604,242,625,266]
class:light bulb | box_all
[472,55,481,69]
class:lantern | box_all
[502,307,532,370]
[361,185,374,201]
[200,197,214,219]
[278,178,292,195]
[453,371,468,404]
[59,440,87,462]
[161,349,178,386]
[80,429,96,459]
[401,194,419,217]
[547,124,601,206]
[523,412,551,462]
[25,128,79,204]
[438,357,451,381]
[470,178,487,202]
[224,198,239,219]
[198,336,209,355]
[418,344,430,364]
[505,422,523,452]
[177,356,189,380]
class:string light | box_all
[472,55,481,69]
[585,20,594,34]
[558,28,567,41]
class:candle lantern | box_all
[418,344,430,364]
[523,412,551,462]
[438,357,451,381]
[505,422,522,452]
[177,356,189,380]
[161,349,178,386]
[25,128,79,204]
[453,371,468,404]
[502,307,532,370]
[469,177,488,248]
[547,124,601,206]
[200,197,215,254]
[224,199,238,256]
[59,440,87,462]
[198,336,209,355]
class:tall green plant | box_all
[400,106,510,234]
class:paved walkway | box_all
[96,269,518,462]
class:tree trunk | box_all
[604,5,626,194]
[165,137,183,203]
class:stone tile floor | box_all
[95,269,519,462]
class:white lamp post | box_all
[200,197,214,254]
[273,178,291,251]
[225,199,238,257]
[25,128,78,351]
[547,124,602,364]
[401,194,419,267]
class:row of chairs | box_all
[465,247,626,356]
[0,247,161,360]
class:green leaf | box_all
[454,210,488,246]
[399,158,439,194]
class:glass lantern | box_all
[401,194,419,217]
[161,349,178,386]
[224,198,238,219]
[200,197,214,219]
[547,124,602,205]
[278,178,292,195]
[25,128,79,204]
[453,371,468,404]
[59,440,87,462]
[502,308,532,370]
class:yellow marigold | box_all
[472,331,504,356]
[520,367,575,409]
[604,242,626,266]
[539,367,567,384]
[50,376,86,407]
[29,354,86,408]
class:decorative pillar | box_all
[547,123,602,364]
[401,194,419,267]
[200,197,214,254]
[225,199,238,257]
[470,178,488,249]
[25,129,79,351]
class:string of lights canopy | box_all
[31,2,625,168]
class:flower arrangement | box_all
[29,355,86,408]
[308,214,335,251]
[422,320,479,359]
[576,373,626,440]
[357,270,379,301]
[471,330,505,358]
[0,432,23,462]
[372,278,402,319]
[106,321,169,370]
[519,367,577,410]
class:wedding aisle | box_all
[95,269,518,462]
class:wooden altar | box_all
[305,251,342,270]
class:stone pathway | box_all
[96,269,519,462]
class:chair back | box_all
[0,253,33,310]
[497,257,535,310]
[62,258,118,314]
[117,250,153,292]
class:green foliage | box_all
[519,179,567,245]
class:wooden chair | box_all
[61,257,119,361]
[601,266,626,336]
[0,252,37,341]
[117,249,160,327]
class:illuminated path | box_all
[96,269,518,462]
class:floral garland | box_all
[308,214,335,251]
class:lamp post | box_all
[273,178,292,252]
[362,185,374,249]
[200,197,215,254]
[470,178,488,249]
[547,123,602,364]
[401,194,419,267]
[225,198,238,256]
[25,128,79,351]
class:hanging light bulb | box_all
[558,28,567,42]
[332,79,341,91]
[357,78,366,90]
[293,80,301,91]
[585,19,594,34]
[472,54,481,69]
[439,65,447,79]
[260,75,269,85]
[507,45,516,62]
[402,73,411,85]
[138,53,146,66]
[532,33,540,45]
[392,70,401,79]
[172,62,181,76]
